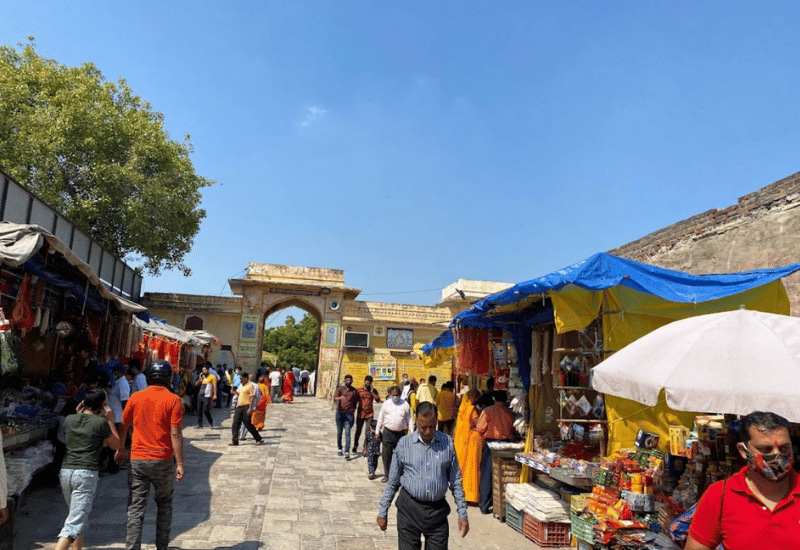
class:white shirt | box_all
[269,371,282,387]
[400,382,411,401]
[109,375,130,423]
[375,397,412,434]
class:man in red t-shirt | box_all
[686,410,800,550]
[352,375,382,455]
[116,361,184,550]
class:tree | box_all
[262,314,320,372]
[0,39,212,275]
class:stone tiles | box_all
[13,396,551,549]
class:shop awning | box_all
[425,252,800,352]
[451,252,800,328]
[424,252,800,452]
[186,330,222,347]
[133,316,199,346]
[0,222,146,314]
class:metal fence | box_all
[0,170,142,300]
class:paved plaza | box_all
[14,394,546,550]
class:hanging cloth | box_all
[11,273,35,332]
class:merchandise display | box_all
[568,414,753,549]
[4,439,54,495]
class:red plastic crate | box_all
[522,513,571,548]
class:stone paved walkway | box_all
[14,395,551,549]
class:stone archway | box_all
[228,264,361,397]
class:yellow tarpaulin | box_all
[550,279,791,452]
[422,345,455,369]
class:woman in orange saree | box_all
[454,388,483,503]
[251,376,270,429]
[282,369,295,403]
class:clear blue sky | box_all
[4,1,800,320]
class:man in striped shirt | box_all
[376,402,469,549]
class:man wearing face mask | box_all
[686,411,800,550]
[333,374,359,459]
[353,375,382,456]
[375,385,412,483]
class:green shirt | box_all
[62,413,112,471]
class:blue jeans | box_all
[336,411,354,452]
[59,468,99,540]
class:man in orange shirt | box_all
[116,361,184,550]
[474,390,516,515]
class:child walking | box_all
[366,418,381,480]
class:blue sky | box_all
[3,1,800,326]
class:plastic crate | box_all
[523,513,571,548]
[569,511,596,543]
[506,503,524,534]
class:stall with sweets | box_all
[570,307,800,548]
[423,253,800,543]
[566,414,762,549]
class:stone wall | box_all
[609,171,800,315]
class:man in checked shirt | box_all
[376,401,469,549]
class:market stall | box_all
[423,253,800,547]
[0,222,147,504]
[561,309,800,548]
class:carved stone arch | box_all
[261,296,324,326]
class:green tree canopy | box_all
[262,314,320,372]
[0,39,212,275]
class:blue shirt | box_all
[378,431,467,519]
[233,372,242,388]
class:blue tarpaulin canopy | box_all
[423,253,800,390]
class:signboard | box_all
[238,342,258,358]
[386,328,413,350]
[240,313,260,341]
[323,321,341,347]
[369,357,397,381]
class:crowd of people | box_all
[332,371,519,535]
[0,358,315,550]
[3,359,797,550]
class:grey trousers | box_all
[126,458,176,550]
[270,385,282,402]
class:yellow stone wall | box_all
[339,325,451,396]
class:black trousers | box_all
[479,441,493,513]
[396,488,450,550]
[232,406,261,444]
[352,416,372,451]
[197,395,213,427]
[381,428,406,477]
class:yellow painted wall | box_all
[339,326,451,396]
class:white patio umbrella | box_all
[591,308,800,423]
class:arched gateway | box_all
[141,264,500,399]
[228,264,361,394]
